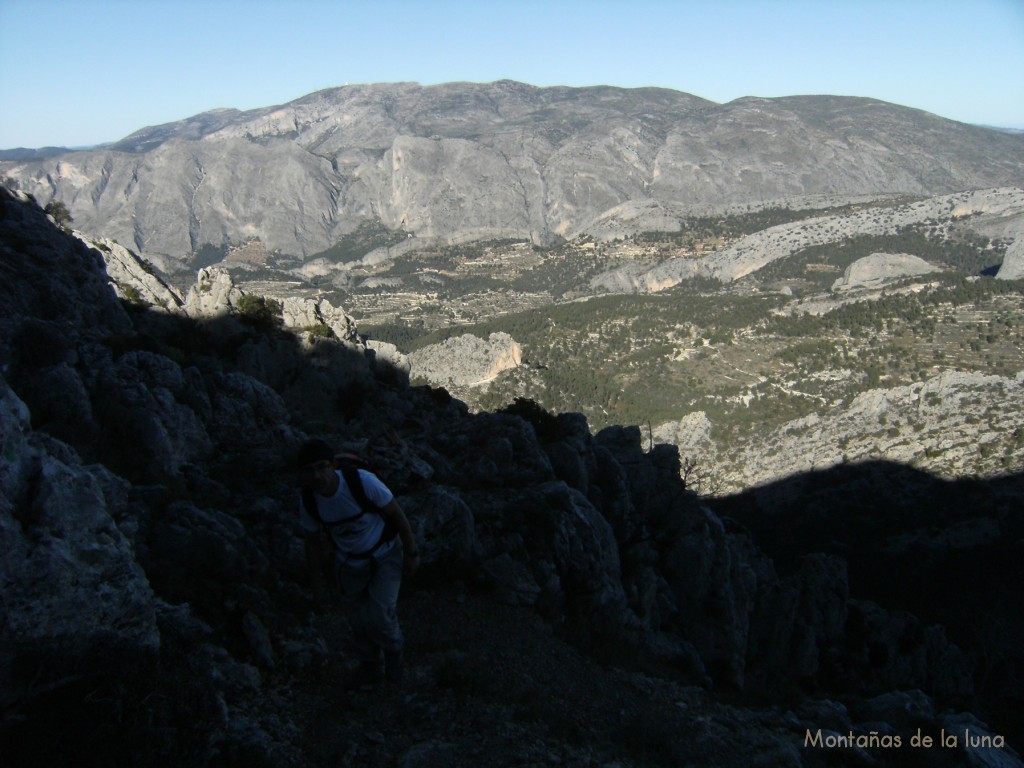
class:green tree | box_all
[236,294,283,330]
[44,199,73,227]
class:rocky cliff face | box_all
[409,332,522,387]
[2,188,1022,766]
[3,82,1023,274]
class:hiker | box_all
[297,438,420,686]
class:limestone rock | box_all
[832,252,939,292]
[718,370,1024,490]
[84,234,185,310]
[90,349,216,481]
[183,266,244,317]
[753,554,850,684]
[279,295,360,344]
[653,411,714,458]
[365,338,412,379]
[0,375,160,706]
[409,332,522,387]
[0,190,133,337]
[660,503,763,686]
[406,485,478,565]
[997,234,1024,279]
[180,268,364,353]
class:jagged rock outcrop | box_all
[183,266,246,316]
[2,187,1022,766]
[85,234,185,309]
[180,266,363,346]
[832,252,940,292]
[278,295,360,344]
[3,82,1024,272]
[364,338,411,379]
[409,332,522,387]
[718,458,1024,723]
[89,241,362,348]
[652,410,715,459]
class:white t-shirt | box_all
[299,469,396,563]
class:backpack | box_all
[302,454,397,559]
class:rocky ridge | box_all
[590,187,1024,292]
[88,223,367,352]
[2,187,1023,766]
[656,369,1024,493]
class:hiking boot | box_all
[384,649,403,684]
[343,659,383,690]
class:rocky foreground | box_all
[2,187,1022,766]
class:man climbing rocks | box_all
[297,439,420,686]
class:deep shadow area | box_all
[714,461,1024,745]
[4,287,407,492]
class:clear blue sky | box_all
[1,0,1022,149]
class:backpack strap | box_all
[338,462,374,516]
[337,463,398,559]
[302,461,373,525]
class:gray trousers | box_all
[334,543,404,661]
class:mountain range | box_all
[3,80,1024,281]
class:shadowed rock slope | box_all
[2,187,1022,766]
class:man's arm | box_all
[379,499,421,575]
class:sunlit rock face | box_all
[409,332,522,387]
[832,252,939,292]
[997,235,1024,279]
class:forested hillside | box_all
[356,203,1023,491]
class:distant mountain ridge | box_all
[3,80,1023,276]
[0,146,97,161]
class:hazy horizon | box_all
[1,0,1023,149]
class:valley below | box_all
[4,82,1023,495]
[227,189,1024,494]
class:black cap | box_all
[297,439,334,467]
